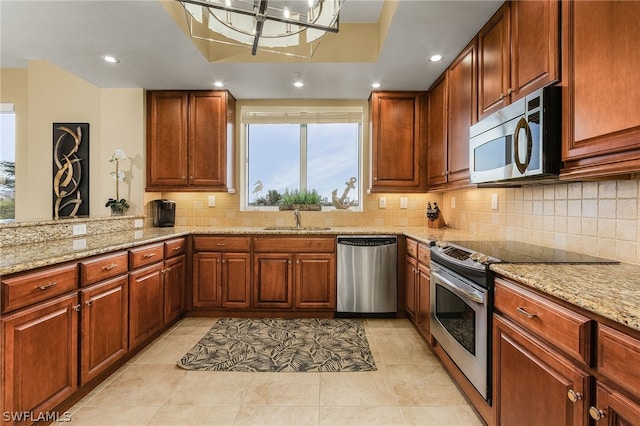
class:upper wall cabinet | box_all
[560,1,640,179]
[369,91,427,193]
[146,90,236,192]
[428,39,477,191]
[478,1,560,120]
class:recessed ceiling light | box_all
[429,54,443,62]
[214,81,224,88]
[102,55,120,64]
[294,81,304,88]
[371,82,381,89]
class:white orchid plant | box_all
[105,149,130,212]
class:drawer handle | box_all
[216,243,226,247]
[516,306,536,319]
[567,390,582,403]
[589,407,605,421]
[172,247,181,252]
[103,263,119,271]
[37,282,57,290]
[142,253,157,259]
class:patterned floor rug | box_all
[177,318,377,372]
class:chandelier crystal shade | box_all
[177,0,344,57]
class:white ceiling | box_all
[0,0,502,100]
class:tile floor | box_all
[57,318,484,425]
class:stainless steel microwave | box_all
[469,86,561,184]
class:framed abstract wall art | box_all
[52,123,89,218]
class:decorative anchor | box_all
[332,177,357,209]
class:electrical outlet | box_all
[208,195,216,207]
[400,197,408,209]
[134,219,143,228]
[379,197,386,209]
[451,196,456,209]
[491,193,499,210]
[72,238,87,250]
[72,223,86,236]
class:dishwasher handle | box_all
[337,236,397,247]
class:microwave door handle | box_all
[513,117,533,174]
[431,269,485,305]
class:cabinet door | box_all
[405,255,418,319]
[478,3,510,120]
[164,254,186,324]
[494,315,590,426]
[589,382,640,426]
[146,91,188,188]
[447,39,476,185]
[80,276,128,385]
[510,0,559,100]
[427,75,448,188]
[416,263,430,339]
[192,252,222,308]
[561,1,640,178]
[370,91,426,191]
[294,253,336,309]
[129,263,164,350]
[188,91,227,188]
[253,253,293,308]
[1,294,78,423]
[222,252,251,309]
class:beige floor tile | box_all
[134,334,205,365]
[64,405,160,425]
[83,364,186,407]
[371,331,432,364]
[319,406,405,426]
[233,406,319,426]
[401,405,484,425]
[395,382,468,407]
[165,372,253,406]
[243,373,320,406]
[148,405,240,425]
[319,371,397,407]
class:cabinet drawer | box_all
[1,263,78,313]
[417,244,431,265]
[79,251,128,286]
[406,238,418,258]
[253,237,335,253]
[598,324,640,397]
[494,277,593,365]
[193,236,251,252]
[129,243,164,269]
[164,237,187,258]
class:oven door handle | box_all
[431,269,485,305]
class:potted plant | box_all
[278,188,322,211]
[105,149,129,215]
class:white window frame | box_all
[240,105,364,211]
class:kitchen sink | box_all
[263,226,332,231]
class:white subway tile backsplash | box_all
[582,199,598,218]
[616,198,638,220]
[617,180,638,198]
[583,182,599,199]
[599,181,617,199]
[567,182,582,199]
[598,199,616,218]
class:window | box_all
[241,106,362,211]
[0,104,15,220]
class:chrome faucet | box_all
[293,209,301,230]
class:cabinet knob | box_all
[589,407,606,421]
[374,177,378,181]
[499,93,506,100]
[85,300,93,307]
[182,176,186,180]
[189,176,194,180]
[73,304,81,312]
[507,88,514,95]
[567,390,582,403]
[288,260,292,265]
[221,259,226,264]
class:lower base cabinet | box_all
[1,294,78,425]
[164,254,186,324]
[79,276,128,385]
[129,263,164,350]
[493,314,590,426]
[590,382,640,426]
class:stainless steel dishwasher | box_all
[336,235,397,316]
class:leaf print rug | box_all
[177,318,377,372]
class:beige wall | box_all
[439,180,640,265]
[0,62,145,220]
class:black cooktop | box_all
[445,240,618,264]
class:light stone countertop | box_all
[1,225,638,331]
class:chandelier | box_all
[177,0,345,57]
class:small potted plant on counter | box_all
[278,188,322,211]
[105,149,129,215]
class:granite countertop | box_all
[1,225,638,332]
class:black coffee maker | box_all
[152,199,176,227]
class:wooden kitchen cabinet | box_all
[560,1,640,179]
[428,39,476,190]
[493,314,590,426]
[1,294,78,425]
[163,254,186,324]
[369,91,427,192]
[128,261,164,350]
[416,246,430,340]
[79,276,128,385]
[404,239,418,320]
[478,1,560,120]
[294,253,336,309]
[192,236,252,309]
[146,90,236,191]
[253,253,294,309]
[589,382,640,426]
